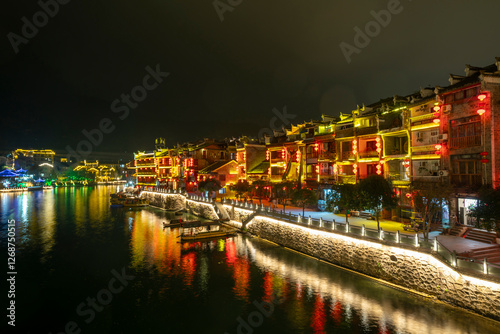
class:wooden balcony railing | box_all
[449,135,481,149]
[359,150,379,158]
[451,174,481,187]
[341,151,354,160]
[318,152,336,160]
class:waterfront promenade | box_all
[225,197,442,239]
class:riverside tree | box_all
[291,188,318,217]
[251,180,270,204]
[468,186,500,233]
[198,178,221,199]
[272,181,294,211]
[359,175,398,230]
[230,180,251,199]
[326,183,361,223]
[410,181,453,240]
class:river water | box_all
[1,186,498,334]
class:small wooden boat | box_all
[180,221,236,241]
[123,198,148,207]
[163,219,183,228]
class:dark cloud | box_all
[1,0,499,155]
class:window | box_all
[444,95,453,104]
[320,163,329,175]
[454,90,465,101]
[449,116,481,149]
[466,87,479,98]
[451,158,481,187]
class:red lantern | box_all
[478,93,487,101]
[480,152,488,157]
[481,158,489,164]
[433,118,440,124]
[477,109,485,116]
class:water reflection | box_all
[2,187,499,334]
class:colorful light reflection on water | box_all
[0,187,498,334]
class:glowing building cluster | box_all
[134,58,500,225]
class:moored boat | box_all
[122,198,148,207]
[180,221,236,241]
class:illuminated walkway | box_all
[231,198,442,239]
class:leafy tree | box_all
[271,181,295,211]
[198,178,222,198]
[291,188,318,216]
[410,181,453,240]
[359,175,398,230]
[251,180,270,204]
[326,183,361,223]
[230,180,251,199]
[469,186,500,233]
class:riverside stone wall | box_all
[139,192,185,211]
[186,199,219,220]
[247,216,500,321]
[223,205,254,223]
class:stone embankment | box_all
[246,216,500,321]
[128,189,500,321]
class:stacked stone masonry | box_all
[247,216,500,321]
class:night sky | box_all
[1,0,500,156]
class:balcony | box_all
[359,150,379,158]
[318,152,336,160]
[136,172,157,177]
[335,127,354,138]
[356,126,378,136]
[305,173,318,180]
[136,162,156,167]
[451,174,482,187]
[319,175,336,184]
[341,151,355,161]
[338,175,356,184]
[449,135,481,149]
[412,175,441,182]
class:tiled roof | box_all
[198,160,235,174]
[248,161,270,174]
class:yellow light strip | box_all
[411,154,441,160]
[410,123,439,131]
[358,158,380,163]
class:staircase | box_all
[461,245,500,264]
[282,157,294,181]
[214,202,230,221]
[449,226,465,237]
[242,212,258,229]
[463,229,497,244]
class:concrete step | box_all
[468,245,500,252]
[471,249,500,256]
[465,236,495,244]
[466,229,497,241]
[470,252,500,260]
[485,256,500,263]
